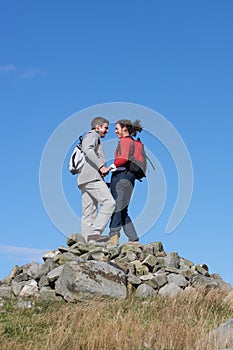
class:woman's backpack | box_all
[129,138,147,180]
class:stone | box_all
[47,265,64,283]
[195,264,210,276]
[127,274,142,285]
[38,274,50,289]
[43,250,61,261]
[55,260,127,301]
[190,274,219,290]
[19,280,38,297]
[153,272,168,288]
[133,260,149,276]
[150,242,166,256]
[11,280,26,296]
[167,273,188,288]
[14,273,29,283]
[16,300,34,309]
[179,257,194,269]
[66,233,86,247]
[152,264,162,273]
[125,252,138,262]
[1,239,231,303]
[199,318,233,349]
[25,262,42,280]
[141,254,159,269]
[0,285,13,298]
[89,251,106,261]
[55,252,83,265]
[39,287,62,301]
[181,269,195,280]
[58,246,69,253]
[163,252,180,269]
[69,242,90,254]
[159,282,181,297]
[135,284,157,298]
[121,244,142,256]
[5,265,23,283]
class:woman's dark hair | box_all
[116,119,142,137]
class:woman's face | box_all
[115,123,127,138]
[115,123,123,138]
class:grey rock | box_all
[43,250,61,261]
[181,269,195,280]
[0,285,13,298]
[159,282,181,297]
[69,242,90,254]
[152,264,162,273]
[201,318,233,349]
[167,273,188,288]
[165,266,182,274]
[55,260,127,301]
[135,284,157,298]
[11,280,26,296]
[190,274,219,290]
[163,252,180,269]
[141,254,158,269]
[39,287,62,301]
[89,250,106,261]
[125,252,138,262]
[120,244,142,256]
[179,257,194,269]
[106,245,120,259]
[58,246,69,253]
[19,280,38,297]
[14,273,29,283]
[67,233,86,247]
[16,299,34,309]
[47,265,64,283]
[55,252,84,265]
[4,265,23,283]
[38,274,50,289]
[150,242,166,256]
[127,274,142,285]
[153,272,168,288]
[195,263,210,276]
[25,262,42,280]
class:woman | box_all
[109,119,142,245]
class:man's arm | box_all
[82,131,105,171]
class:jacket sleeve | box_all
[114,137,132,167]
[82,131,105,170]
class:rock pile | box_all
[0,234,232,303]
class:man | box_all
[78,116,115,242]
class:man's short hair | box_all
[91,116,109,129]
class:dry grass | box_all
[0,288,233,350]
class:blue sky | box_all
[0,1,233,286]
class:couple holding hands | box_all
[77,116,143,245]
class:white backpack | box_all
[68,136,85,175]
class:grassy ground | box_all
[0,288,232,350]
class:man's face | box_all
[96,122,109,138]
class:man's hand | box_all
[99,166,110,177]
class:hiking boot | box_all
[109,234,119,245]
[87,234,109,243]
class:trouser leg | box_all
[110,172,138,241]
[80,186,98,239]
[80,180,115,237]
